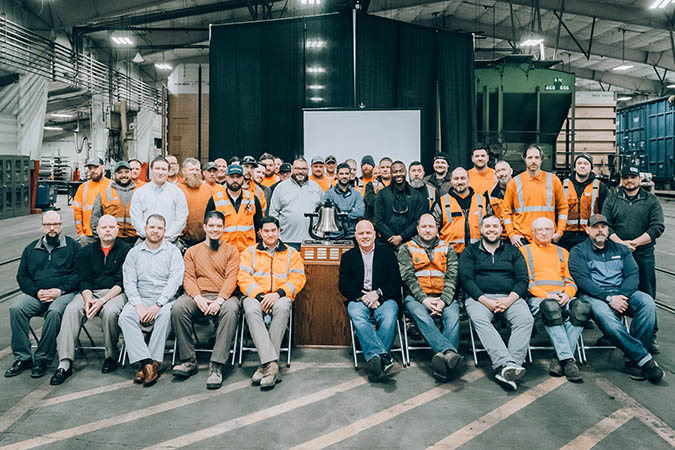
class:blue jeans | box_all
[348,299,398,362]
[404,296,459,354]
[580,291,655,367]
[528,297,584,361]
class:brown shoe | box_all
[134,367,145,384]
[143,361,160,387]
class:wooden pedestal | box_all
[294,241,353,346]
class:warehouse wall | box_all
[0,73,47,159]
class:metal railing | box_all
[0,16,161,111]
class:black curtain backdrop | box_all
[209,12,474,168]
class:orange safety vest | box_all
[439,193,485,254]
[72,177,111,236]
[99,184,137,238]
[520,243,577,298]
[248,182,267,212]
[214,188,257,253]
[563,178,600,232]
[407,240,448,295]
[238,242,306,300]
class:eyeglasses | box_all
[42,222,62,228]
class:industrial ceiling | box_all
[13,0,675,99]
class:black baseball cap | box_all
[279,162,292,173]
[588,214,609,227]
[621,165,640,178]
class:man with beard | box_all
[340,220,402,382]
[460,215,534,391]
[408,161,437,210]
[558,154,609,251]
[215,158,228,185]
[253,164,272,210]
[398,214,462,381]
[6,211,79,378]
[345,158,360,191]
[486,161,513,240]
[258,153,279,188]
[602,165,664,353]
[322,162,365,238]
[119,214,184,387]
[502,144,568,248]
[309,156,331,192]
[171,211,241,389]
[364,157,392,220]
[129,159,146,188]
[242,155,268,212]
[72,157,111,246]
[268,158,323,250]
[373,161,426,249]
[359,155,376,196]
[468,144,496,196]
[205,164,263,253]
[433,167,488,255]
[569,214,663,383]
[520,217,586,382]
[203,162,222,192]
[178,158,214,248]
[166,155,181,184]
[424,153,452,196]
[130,157,188,245]
[50,215,131,384]
[239,216,306,389]
[91,161,138,246]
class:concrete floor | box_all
[0,196,673,449]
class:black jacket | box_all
[458,240,529,300]
[78,238,131,292]
[17,235,80,298]
[338,243,402,304]
[373,182,427,243]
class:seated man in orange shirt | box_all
[520,217,590,382]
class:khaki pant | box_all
[171,293,240,365]
[243,296,292,364]
[56,289,126,362]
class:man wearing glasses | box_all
[6,211,80,378]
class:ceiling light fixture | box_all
[300,0,320,5]
[306,39,326,49]
[667,84,675,88]
[519,38,544,47]
[617,96,632,101]
[309,97,323,102]
[132,52,145,64]
[111,36,134,46]
[613,29,633,72]
[307,67,325,73]
[613,64,634,71]
[50,113,73,118]
[307,85,325,89]
[154,63,172,70]
[44,126,64,131]
[650,0,673,9]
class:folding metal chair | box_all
[238,308,293,368]
[75,318,106,353]
[118,323,175,368]
[171,315,239,366]
[349,316,407,369]
[400,311,430,367]
[577,315,630,365]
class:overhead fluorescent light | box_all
[617,96,632,101]
[132,52,145,64]
[50,113,73,118]
[613,64,634,71]
[309,97,323,102]
[300,0,320,5]
[520,38,544,47]
[307,85,325,89]
[650,0,673,9]
[44,126,64,131]
[154,63,173,70]
[667,84,675,88]
[307,66,325,73]
[306,39,326,49]
[112,36,134,46]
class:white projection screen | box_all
[303,109,421,171]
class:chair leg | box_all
[172,339,177,366]
[29,323,40,344]
[286,308,292,368]
[82,323,96,347]
[468,320,479,367]
[396,319,407,367]
[349,319,359,370]
[230,316,239,367]
[401,315,411,367]
[238,313,246,367]
[527,345,533,364]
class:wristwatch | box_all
[217,299,224,306]
[155,301,163,308]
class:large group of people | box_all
[5,143,665,392]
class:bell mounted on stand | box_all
[305,199,349,241]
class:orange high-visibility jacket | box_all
[309,175,331,192]
[261,175,279,188]
[519,243,577,298]
[214,188,257,253]
[406,240,448,295]
[238,242,306,300]
[439,192,486,254]
[248,182,267,212]
[502,171,568,242]
[468,167,495,196]
[99,183,137,238]
[72,177,111,236]
[486,183,508,239]
[563,178,600,232]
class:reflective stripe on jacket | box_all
[564,178,599,232]
[406,240,448,295]
[100,183,137,238]
[238,241,306,300]
[72,177,111,236]
[519,243,577,298]
[214,189,257,253]
[439,193,485,254]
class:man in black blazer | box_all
[339,220,402,381]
